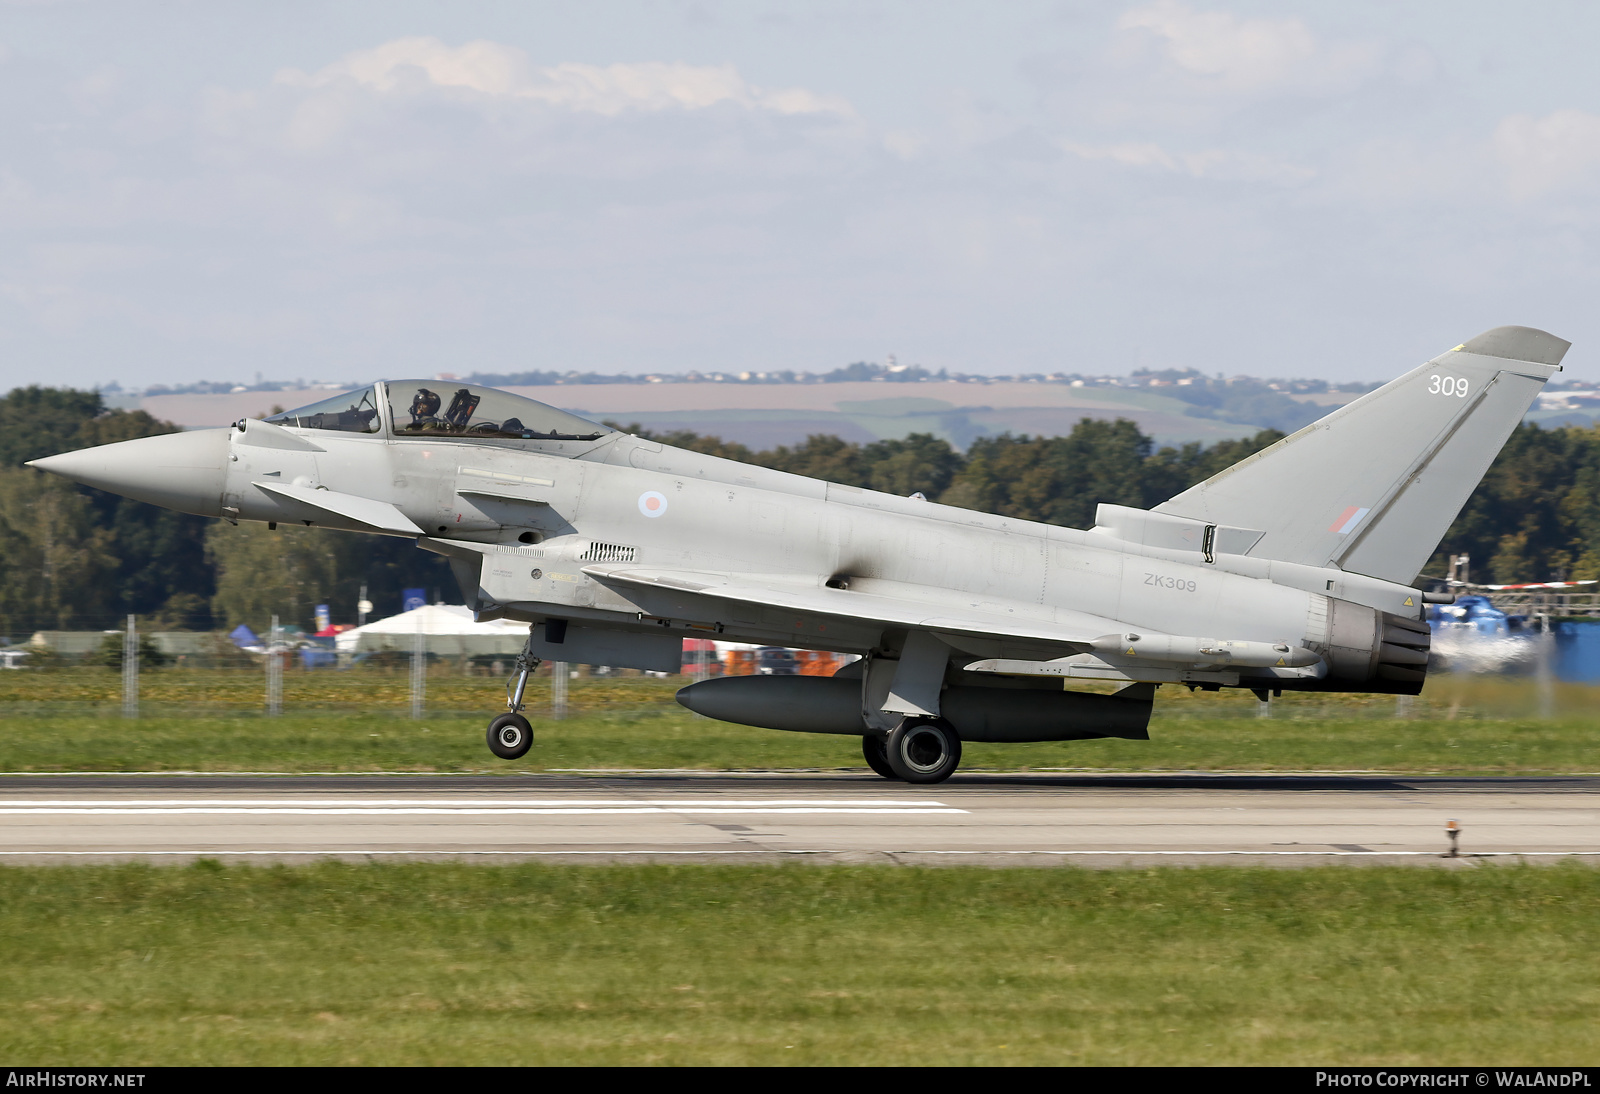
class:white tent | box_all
[335,605,529,656]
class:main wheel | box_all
[862,734,899,780]
[486,713,533,759]
[885,719,961,784]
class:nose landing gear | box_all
[487,712,533,759]
[486,647,540,760]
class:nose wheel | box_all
[486,643,540,761]
[885,718,962,784]
[487,713,533,759]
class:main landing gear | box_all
[862,734,897,780]
[487,648,540,760]
[865,718,963,784]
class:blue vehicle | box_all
[1428,595,1509,637]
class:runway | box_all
[1,772,1596,866]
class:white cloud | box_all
[1061,140,1176,170]
[1061,139,1313,184]
[276,36,852,117]
[1116,1,1379,95]
[882,129,926,160]
[1493,109,1600,199]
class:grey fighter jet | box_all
[28,326,1569,782]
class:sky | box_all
[5,0,1600,390]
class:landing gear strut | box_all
[884,718,962,784]
[486,647,540,760]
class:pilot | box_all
[407,388,442,431]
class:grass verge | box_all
[0,708,1594,774]
[1,861,1596,1065]
[0,674,1593,774]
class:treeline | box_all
[619,418,1600,583]
[3,383,1597,640]
[1438,422,1600,584]
[627,420,1291,530]
[465,361,952,386]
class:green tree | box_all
[939,419,1156,527]
[1560,433,1600,580]
[206,522,343,632]
[754,435,868,485]
[859,434,964,498]
[0,468,117,634]
[1142,429,1287,502]
[614,425,756,464]
[97,631,172,670]
[0,386,181,467]
[0,387,104,467]
[0,386,215,626]
[205,521,455,632]
[1429,423,1595,583]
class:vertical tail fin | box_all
[1153,326,1569,584]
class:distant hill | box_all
[139,378,1353,448]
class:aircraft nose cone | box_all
[27,428,231,518]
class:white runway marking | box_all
[3,776,1594,865]
[0,799,954,807]
[0,807,964,816]
[0,798,966,817]
[0,849,1594,858]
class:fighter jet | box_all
[27,326,1569,782]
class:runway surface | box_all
[1,772,1596,866]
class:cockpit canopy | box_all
[386,381,612,441]
[262,382,614,444]
[264,387,382,434]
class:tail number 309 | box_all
[1429,375,1470,397]
[1145,573,1198,592]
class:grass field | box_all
[0,671,1593,773]
[1,861,1595,1065]
[4,672,1594,1067]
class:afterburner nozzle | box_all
[26,428,231,518]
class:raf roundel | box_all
[638,490,669,518]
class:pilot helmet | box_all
[409,388,442,421]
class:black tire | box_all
[486,713,534,760]
[862,734,899,780]
[885,719,961,784]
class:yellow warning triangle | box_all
[1404,596,1414,606]
[1125,647,1136,656]
[1276,657,1286,666]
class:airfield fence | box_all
[1480,588,1600,617]
[0,635,670,720]
[2,648,1598,725]
[4,621,1599,722]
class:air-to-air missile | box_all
[29,326,1569,782]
